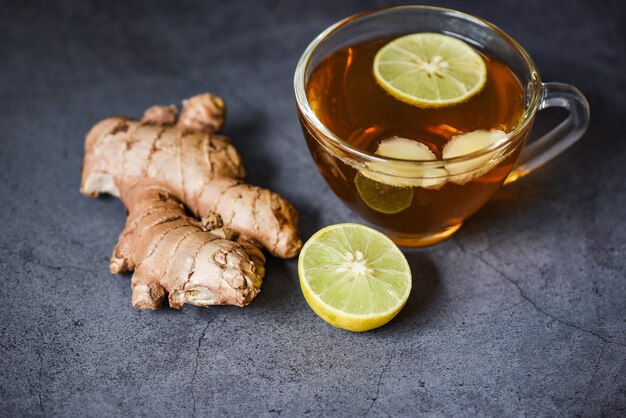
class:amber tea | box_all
[297,7,589,246]
[303,34,526,245]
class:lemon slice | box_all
[355,173,414,214]
[374,33,487,108]
[298,223,412,332]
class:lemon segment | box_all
[298,223,412,332]
[373,33,487,108]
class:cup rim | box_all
[293,5,542,166]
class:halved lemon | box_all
[298,223,412,332]
[373,33,487,108]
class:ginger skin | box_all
[81,94,302,309]
[142,105,178,126]
[177,93,225,133]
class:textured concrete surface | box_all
[1,0,625,416]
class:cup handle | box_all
[504,82,590,184]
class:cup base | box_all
[388,222,463,247]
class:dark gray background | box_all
[1,0,625,416]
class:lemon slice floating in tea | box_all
[355,173,414,214]
[373,33,487,108]
[298,223,412,332]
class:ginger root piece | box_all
[81,93,302,309]
[362,136,447,189]
[443,129,507,184]
[142,105,178,126]
[177,93,225,133]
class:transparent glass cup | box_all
[294,6,589,246]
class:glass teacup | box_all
[294,6,589,246]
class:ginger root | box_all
[142,105,178,126]
[81,93,302,309]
